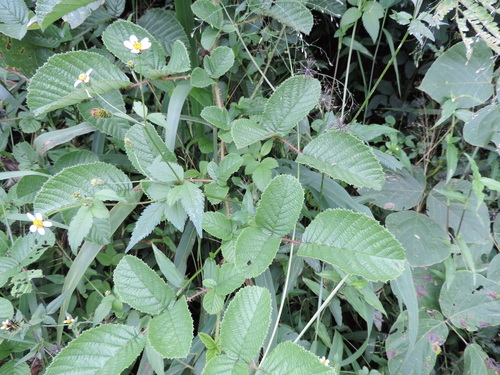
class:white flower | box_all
[319,356,330,366]
[123,35,151,54]
[1,320,9,330]
[64,316,75,324]
[27,212,52,235]
[74,68,93,87]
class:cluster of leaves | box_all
[0,0,499,374]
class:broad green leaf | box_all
[0,35,52,76]
[201,106,231,129]
[464,343,498,375]
[163,200,188,232]
[148,160,184,184]
[440,271,500,331]
[11,269,42,297]
[463,104,500,147]
[152,244,184,288]
[68,205,93,252]
[138,8,190,55]
[386,212,451,267]
[358,168,426,211]
[419,41,493,108]
[164,40,191,74]
[0,0,28,39]
[11,231,55,267]
[208,153,243,184]
[54,150,99,173]
[297,131,384,190]
[263,0,314,34]
[105,0,125,17]
[231,118,270,149]
[177,182,204,237]
[34,162,132,215]
[235,227,281,278]
[148,297,193,358]
[257,341,337,375]
[306,0,345,17]
[426,180,490,244]
[204,46,234,79]
[203,288,225,314]
[386,310,448,375]
[0,361,30,375]
[341,7,362,27]
[202,355,248,375]
[255,175,304,236]
[62,1,103,29]
[220,286,272,362]
[114,255,175,315]
[362,1,384,43]
[102,19,166,78]
[126,201,165,252]
[36,0,97,30]
[191,0,224,29]
[27,51,130,116]
[0,297,13,321]
[190,67,216,88]
[298,209,405,282]
[215,263,246,296]
[78,90,130,140]
[0,257,21,288]
[203,212,234,240]
[262,76,321,135]
[125,123,176,178]
[45,324,146,375]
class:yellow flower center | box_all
[33,219,43,228]
[78,73,87,81]
[133,41,143,50]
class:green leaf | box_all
[340,7,362,27]
[164,40,191,74]
[0,35,52,76]
[78,90,130,140]
[464,343,498,375]
[358,167,425,211]
[255,174,304,236]
[190,67,216,88]
[191,0,224,29]
[231,118,270,149]
[262,76,321,135]
[68,205,93,252]
[114,255,175,315]
[208,153,243,184]
[263,0,314,34]
[0,0,28,24]
[34,122,96,155]
[362,1,384,43]
[36,0,97,30]
[34,162,132,215]
[202,355,248,375]
[463,104,500,147]
[235,227,281,278]
[419,41,493,108]
[203,288,225,314]
[152,244,184,288]
[11,231,55,267]
[102,19,166,78]
[11,269,42,297]
[204,46,234,79]
[177,182,204,237]
[126,201,166,252]
[203,212,234,241]
[0,297,13,321]
[125,123,177,178]
[220,286,272,361]
[45,324,146,375]
[297,131,385,190]
[0,361,30,375]
[440,271,500,331]
[386,212,451,267]
[201,106,231,129]
[0,258,21,288]
[148,297,193,358]
[138,8,190,55]
[27,51,130,116]
[386,310,448,375]
[215,262,246,296]
[257,341,337,375]
[298,209,406,282]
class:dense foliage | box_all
[0,0,499,374]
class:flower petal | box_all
[129,35,138,43]
[43,221,53,227]
[35,213,43,220]
[74,80,81,87]
[27,213,35,221]
[29,225,37,232]
[123,40,133,49]
[131,49,141,54]
[86,68,93,76]
[37,227,46,235]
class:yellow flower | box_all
[27,213,52,235]
[74,68,93,87]
[123,35,152,53]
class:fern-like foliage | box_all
[435,0,500,57]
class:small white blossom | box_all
[1,320,9,330]
[64,316,75,324]
[74,68,93,87]
[123,35,151,54]
[319,356,330,366]
[27,212,52,235]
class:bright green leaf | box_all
[126,201,166,252]
[36,0,97,30]
[203,212,234,240]
[204,46,234,79]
